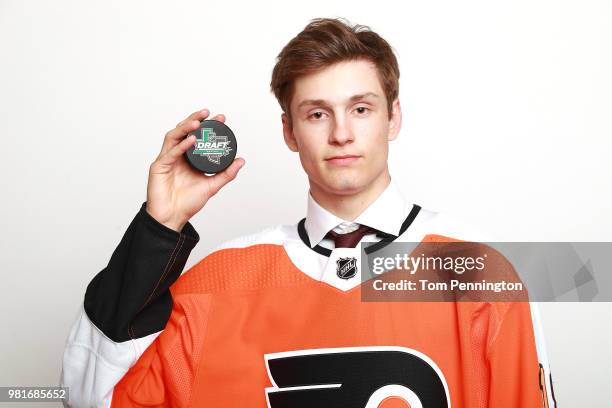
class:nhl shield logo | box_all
[336,257,358,280]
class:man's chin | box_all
[318,177,367,196]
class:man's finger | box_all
[161,112,227,156]
[160,120,201,156]
[206,158,246,196]
[211,113,225,123]
[192,113,225,124]
[176,108,210,127]
[158,134,197,166]
[159,108,210,156]
[175,110,224,127]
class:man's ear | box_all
[282,112,299,152]
[388,98,402,141]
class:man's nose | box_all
[329,117,354,144]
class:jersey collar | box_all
[304,178,412,248]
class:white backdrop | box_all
[1,0,610,406]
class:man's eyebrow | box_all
[297,92,380,109]
[349,92,379,102]
[296,99,326,109]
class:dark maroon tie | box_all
[325,224,376,248]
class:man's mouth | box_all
[325,155,361,166]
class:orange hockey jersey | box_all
[61,202,556,407]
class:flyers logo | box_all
[264,346,450,408]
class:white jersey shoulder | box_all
[210,224,293,252]
[399,206,498,243]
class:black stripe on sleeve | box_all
[84,202,199,342]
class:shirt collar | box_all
[304,178,411,248]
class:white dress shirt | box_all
[304,178,413,249]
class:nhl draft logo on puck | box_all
[184,119,237,174]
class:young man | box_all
[61,18,556,407]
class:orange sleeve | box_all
[486,301,548,408]
[110,292,212,407]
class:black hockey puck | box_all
[184,119,237,174]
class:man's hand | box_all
[145,108,246,232]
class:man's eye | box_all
[355,106,370,114]
[309,111,325,120]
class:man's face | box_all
[282,59,401,196]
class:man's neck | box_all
[309,171,392,222]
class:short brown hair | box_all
[270,17,400,125]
